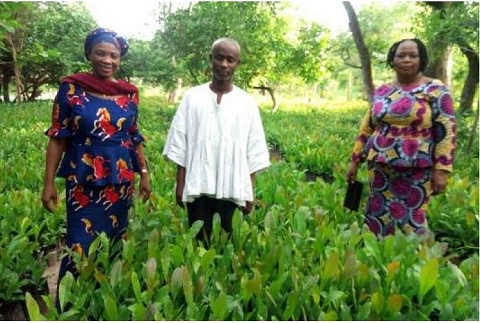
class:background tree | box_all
[283,22,333,99]
[342,1,373,100]
[421,2,453,85]
[0,2,95,102]
[0,2,33,103]
[151,1,290,93]
[337,1,420,100]
[416,1,479,113]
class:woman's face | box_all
[88,42,121,80]
[393,40,421,78]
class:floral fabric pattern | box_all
[365,162,431,236]
[351,80,456,172]
[351,79,456,236]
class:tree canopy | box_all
[0,0,477,111]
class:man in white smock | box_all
[162,38,270,245]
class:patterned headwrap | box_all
[84,27,129,60]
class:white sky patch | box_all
[84,0,401,40]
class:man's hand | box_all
[240,201,253,215]
[176,165,186,208]
[176,186,184,208]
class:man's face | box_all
[210,41,240,82]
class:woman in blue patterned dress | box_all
[41,28,151,286]
[346,38,456,237]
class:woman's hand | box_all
[41,183,58,212]
[346,161,359,184]
[139,175,151,202]
[431,169,449,195]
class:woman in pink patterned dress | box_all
[346,38,456,237]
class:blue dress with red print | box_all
[46,81,144,279]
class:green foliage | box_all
[0,2,33,49]
[0,102,64,305]
[333,1,422,93]
[0,2,96,101]
[0,96,476,320]
[286,22,334,86]
[415,1,479,53]
[22,2,96,85]
[151,1,293,89]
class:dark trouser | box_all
[186,195,238,246]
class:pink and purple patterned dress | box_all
[351,79,456,236]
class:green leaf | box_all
[294,206,309,233]
[264,209,276,235]
[343,247,357,279]
[110,259,122,287]
[447,261,467,287]
[419,258,438,301]
[25,292,46,321]
[160,247,171,279]
[145,257,157,283]
[283,289,299,320]
[128,303,147,321]
[363,233,383,265]
[58,271,74,312]
[181,265,194,307]
[170,267,183,297]
[200,248,216,270]
[211,291,228,320]
[371,292,384,315]
[240,268,263,302]
[104,296,118,320]
[323,252,339,280]
[356,303,372,320]
[324,310,338,321]
[386,294,403,313]
[20,217,31,235]
[131,271,143,303]
[147,229,159,259]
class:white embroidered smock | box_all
[163,83,270,206]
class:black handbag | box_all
[343,180,364,211]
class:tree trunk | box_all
[424,42,451,85]
[466,101,479,155]
[457,41,479,113]
[2,73,11,103]
[424,2,452,85]
[342,1,374,100]
[4,32,24,104]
